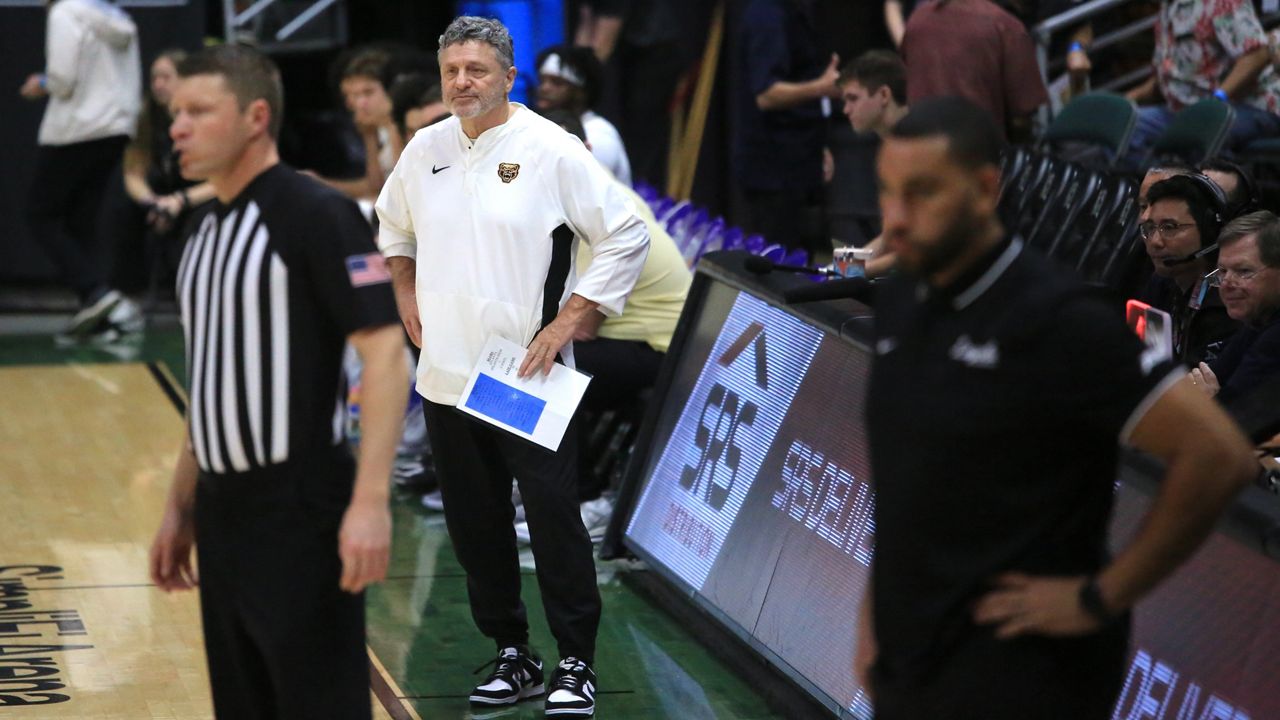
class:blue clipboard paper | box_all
[463,372,547,434]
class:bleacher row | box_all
[999,146,1142,294]
[632,91,1248,299]
[632,182,813,270]
[1000,91,1243,299]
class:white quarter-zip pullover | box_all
[38,0,141,146]
[375,103,650,404]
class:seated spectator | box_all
[837,50,909,277]
[901,0,1048,142]
[534,44,632,185]
[1138,174,1239,364]
[1125,0,1280,167]
[312,48,399,199]
[529,108,692,540]
[1138,163,1196,221]
[387,74,448,157]
[116,50,215,297]
[1201,157,1262,219]
[840,50,909,138]
[1193,211,1280,403]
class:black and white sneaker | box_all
[470,646,545,707]
[67,289,122,337]
[544,657,596,717]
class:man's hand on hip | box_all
[520,318,574,378]
[972,573,1102,639]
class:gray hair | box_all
[1219,210,1280,268]
[438,16,515,69]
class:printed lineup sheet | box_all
[456,334,591,451]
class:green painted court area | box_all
[0,323,786,720]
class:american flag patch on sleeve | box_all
[345,253,392,287]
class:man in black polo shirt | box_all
[856,97,1257,719]
[148,45,407,718]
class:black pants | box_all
[573,337,664,498]
[194,450,369,720]
[871,622,1128,720]
[25,136,129,303]
[422,399,601,662]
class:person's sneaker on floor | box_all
[511,482,527,524]
[106,296,145,335]
[393,457,436,494]
[67,289,122,336]
[514,496,612,546]
[421,489,444,512]
[544,657,596,717]
[514,519,532,545]
[470,645,545,707]
[579,496,613,543]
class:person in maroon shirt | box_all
[901,0,1048,142]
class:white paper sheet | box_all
[455,334,592,451]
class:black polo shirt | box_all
[865,238,1179,696]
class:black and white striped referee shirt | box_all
[176,165,399,475]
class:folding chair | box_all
[1041,92,1138,170]
[1146,99,1235,168]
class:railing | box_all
[1034,0,1280,102]
[222,0,348,53]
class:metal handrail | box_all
[1046,15,1155,74]
[275,0,341,40]
[223,0,348,52]
[1033,0,1134,40]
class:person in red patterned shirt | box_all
[1126,0,1280,167]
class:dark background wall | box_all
[1,0,205,283]
[0,0,459,286]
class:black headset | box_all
[1200,158,1262,218]
[1152,173,1229,268]
[1185,172,1229,229]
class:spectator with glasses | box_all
[1138,174,1240,364]
[1191,211,1280,403]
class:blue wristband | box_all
[1214,88,1229,102]
[1068,41,1085,54]
[37,74,47,90]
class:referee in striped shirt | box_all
[148,45,407,719]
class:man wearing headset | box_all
[1201,157,1262,220]
[1138,174,1241,365]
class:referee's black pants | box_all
[194,449,369,720]
[24,136,128,304]
[422,399,601,663]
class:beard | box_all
[448,85,506,120]
[894,203,987,280]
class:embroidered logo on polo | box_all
[498,162,520,183]
[949,335,999,369]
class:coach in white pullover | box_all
[21,0,142,336]
[375,16,647,719]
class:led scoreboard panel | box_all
[621,253,1280,719]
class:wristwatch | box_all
[1078,576,1113,624]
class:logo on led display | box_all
[679,323,767,512]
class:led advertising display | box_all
[623,274,1280,719]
